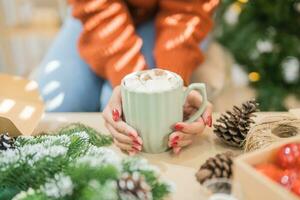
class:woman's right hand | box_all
[103,86,143,155]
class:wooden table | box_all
[33,111,300,200]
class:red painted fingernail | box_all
[132,145,142,151]
[168,135,179,147]
[112,109,120,121]
[171,141,178,147]
[133,140,141,146]
[174,123,184,131]
[206,116,212,127]
[171,135,179,143]
[133,137,143,145]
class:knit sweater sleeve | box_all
[69,0,147,87]
[154,0,219,85]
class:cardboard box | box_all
[233,136,300,200]
[0,74,44,136]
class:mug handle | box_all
[183,83,208,123]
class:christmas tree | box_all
[215,0,300,111]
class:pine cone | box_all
[213,99,259,148]
[0,133,15,150]
[118,172,152,200]
[196,152,233,184]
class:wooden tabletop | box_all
[33,111,300,200]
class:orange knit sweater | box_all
[69,0,219,87]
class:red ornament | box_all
[255,163,282,182]
[279,169,299,189]
[276,143,300,169]
[291,179,300,197]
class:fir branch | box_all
[12,188,49,200]
[121,157,172,200]
[0,155,68,190]
[151,183,172,200]
[1,124,172,200]
[0,187,20,200]
[56,123,112,147]
[67,164,119,187]
[79,180,118,200]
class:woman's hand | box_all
[168,90,213,154]
[103,86,143,155]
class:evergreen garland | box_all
[215,0,300,111]
[0,124,172,200]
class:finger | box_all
[113,138,132,151]
[106,123,133,145]
[183,106,197,115]
[114,138,142,152]
[183,107,198,121]
[176,139,193,148]
[171,138,193,148]
[174,119,205,135]
[185,90,202,108]
[103,105,121,124]
[128,150,137,156]
[173,147,181,155]
[103,108,142,144]
[106,122,143,149]
[168,131,193,147]
[113,121,142,144]
[201,102,213,127]
[121,149,138,156]
[108,86,122,121]
[172,139,193,155]
[104,121,109,129]
[168,132,180,147]
[172,139,193,154]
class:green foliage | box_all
[73,164,119,185]
[0,187,19,200]
[0,124,171,200]
[18,193,50,200]
[216,0,300,110]
[16,123,113,148]
[56,123,113,147]
[151,183,171,200]
[0,155,68,190]
[41,162,119,200]
[79,181,119,200]
[122,157,173,200]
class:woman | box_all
[37,0,217,154]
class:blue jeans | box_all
[37,14,209,112]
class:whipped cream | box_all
[123,69,181,92]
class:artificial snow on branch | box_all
[0,123,172,200]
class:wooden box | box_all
[233,136,300,200]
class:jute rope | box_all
[244,115,300,152]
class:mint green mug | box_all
[121,70,208,153]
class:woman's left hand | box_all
[168,90,213,154]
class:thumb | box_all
[110,86,123,121]
[186,90,201,108]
